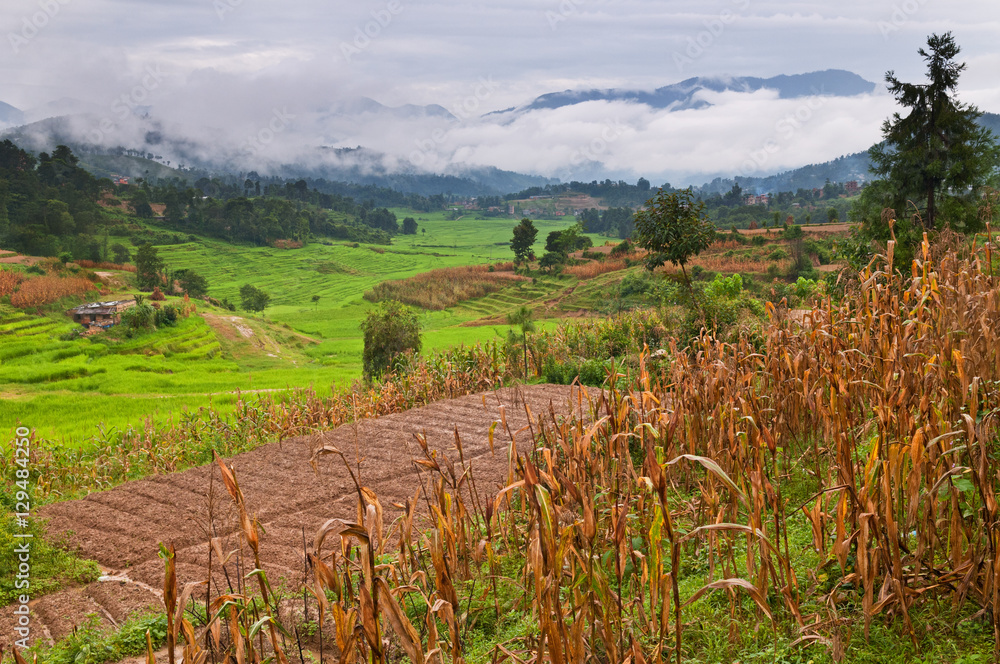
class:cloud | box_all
[1,0,998,184]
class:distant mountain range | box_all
[698,111,1000,195]
[0,101,24,126]
[494,70,876,116]
[1,71,997,198]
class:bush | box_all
[360,299,422,380]
[240,284,270,313]
[609,239,633,257]
[767,247,789,261]
[617,273,652,298]
[154,305,178,327]
[120,303,155,331]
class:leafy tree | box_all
[506,305,535,381]
[110,243,131,264]
[633,188,715,287]
[402,217,418,235]
[239,284,271,313]
[174,269,208,297]
[130,189,154,218]
[135,243,164,290]
[867,32,999,233]
[360,299,421,380]
[510,218,538,264]
[827,207,839,223]
[538,250,566,273]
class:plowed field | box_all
[2,384,589,648]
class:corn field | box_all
[9,275,97,308]
[99,232,1000,664]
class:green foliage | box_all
[684,272,765,343]
[134,243,164,290]
[609,239,633,256]
[793,276,823,301]
[0,514,101,605]
[543,356,620,387]
[402,216,418,235]
[538,251,566,273]
[110,243,131,264]
[239,283,271,313]
[506,305,535,381]
[173,268,208,297]
[154,305,178,328]
[782,224,804,240]
[864,32,1000,238]
[510,218,538,264]
[30,613,168,664]
[360,299,422,380]
[120,303,155,331]
[633,187,715,281]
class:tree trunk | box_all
[926,184,936,230]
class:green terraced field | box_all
[1,212,615,444]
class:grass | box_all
[0,514,102,606]
[1,212,607,444]
[24,613,168,664]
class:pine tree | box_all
[868,32,999,232]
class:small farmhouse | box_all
[68,299,136,329]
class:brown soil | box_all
[738,223,856,236]
[1,384,588,649]
[0,253,44,265]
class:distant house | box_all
[845,181,860,195]
[68,300,136,330]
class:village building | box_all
[68,299,136,330]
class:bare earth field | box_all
[1,384,587,649]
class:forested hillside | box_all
[0,141,409,257]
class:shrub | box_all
[120,303,155,331]
[239,284,271,313]
[609,239,633,257]
[154,305,178,327]
[360,299,422,380]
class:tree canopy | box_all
[633,188,715,284]
[360,299,422,380]
[239,284,271,313]
[865,32,999,234]
[510,218,538,264]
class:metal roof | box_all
[69,300,134,313]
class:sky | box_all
[2,0,1000,185]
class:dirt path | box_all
[1,384,590,649]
